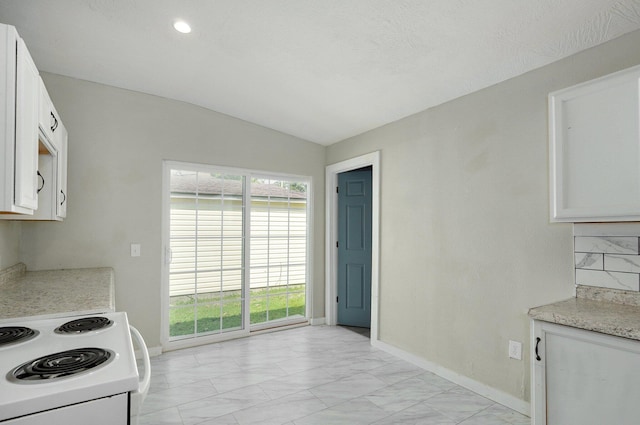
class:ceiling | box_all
[1,1,640,145]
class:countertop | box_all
[0,264,115,322]
[529,286,640,341]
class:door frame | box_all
[325,151,380,342]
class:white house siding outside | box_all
[169,177,307,298]
[250,201,307,292]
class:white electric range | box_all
[0,312,149,424]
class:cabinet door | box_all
[14,37,39,211]
[549,65,640,222]
[38,79,52,139]
[55,122,68,218]
[532,321,640,424]
[38,78,61,143]
[0,25,16,211]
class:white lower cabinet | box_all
[531,320,640,424]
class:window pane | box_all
[222,301,243,331]
[249,178,307,325]
[268,294,289,321]
[250,293,268,324]
[169,169,245,340]
[288,291,306,318]
[196,303,221,334]
[169,304,195,337]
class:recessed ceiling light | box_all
[173,20,191,34]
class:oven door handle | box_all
[129,325,151,401]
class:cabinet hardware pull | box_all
[37,171,44,194]
[60,190,66,205]
[50,112,58,132]
[535,337,542,361]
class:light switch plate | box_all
[130,243,141,257]
[509,340,522,360]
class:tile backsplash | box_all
[574,224,640,292]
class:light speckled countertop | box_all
[0,265,114,322]
[529,286,640,341]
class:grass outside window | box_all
[169,284,305,337]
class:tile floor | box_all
[138,325,530,425]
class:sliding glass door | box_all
[163,162,310,347]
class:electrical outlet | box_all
[509,340,522,360]
[130,243,141,257]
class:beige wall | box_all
[0,222,20,269]
[18,74,326,348]
[326,29,640,403]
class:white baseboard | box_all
[134,345,162,360]
[147,346,163,357]
[310,317,326,326]
[372,339,531,417]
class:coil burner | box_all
[10,348,113,382]
[0,327,38,347]
[55,317,113,334]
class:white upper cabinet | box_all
[0,24,39,214]
[5,79,69,221]
[0,24,68,221]
[549,65,640,222]
[29,78,68,221]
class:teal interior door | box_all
[337,166,372,328]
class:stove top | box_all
[0,312,139,421]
